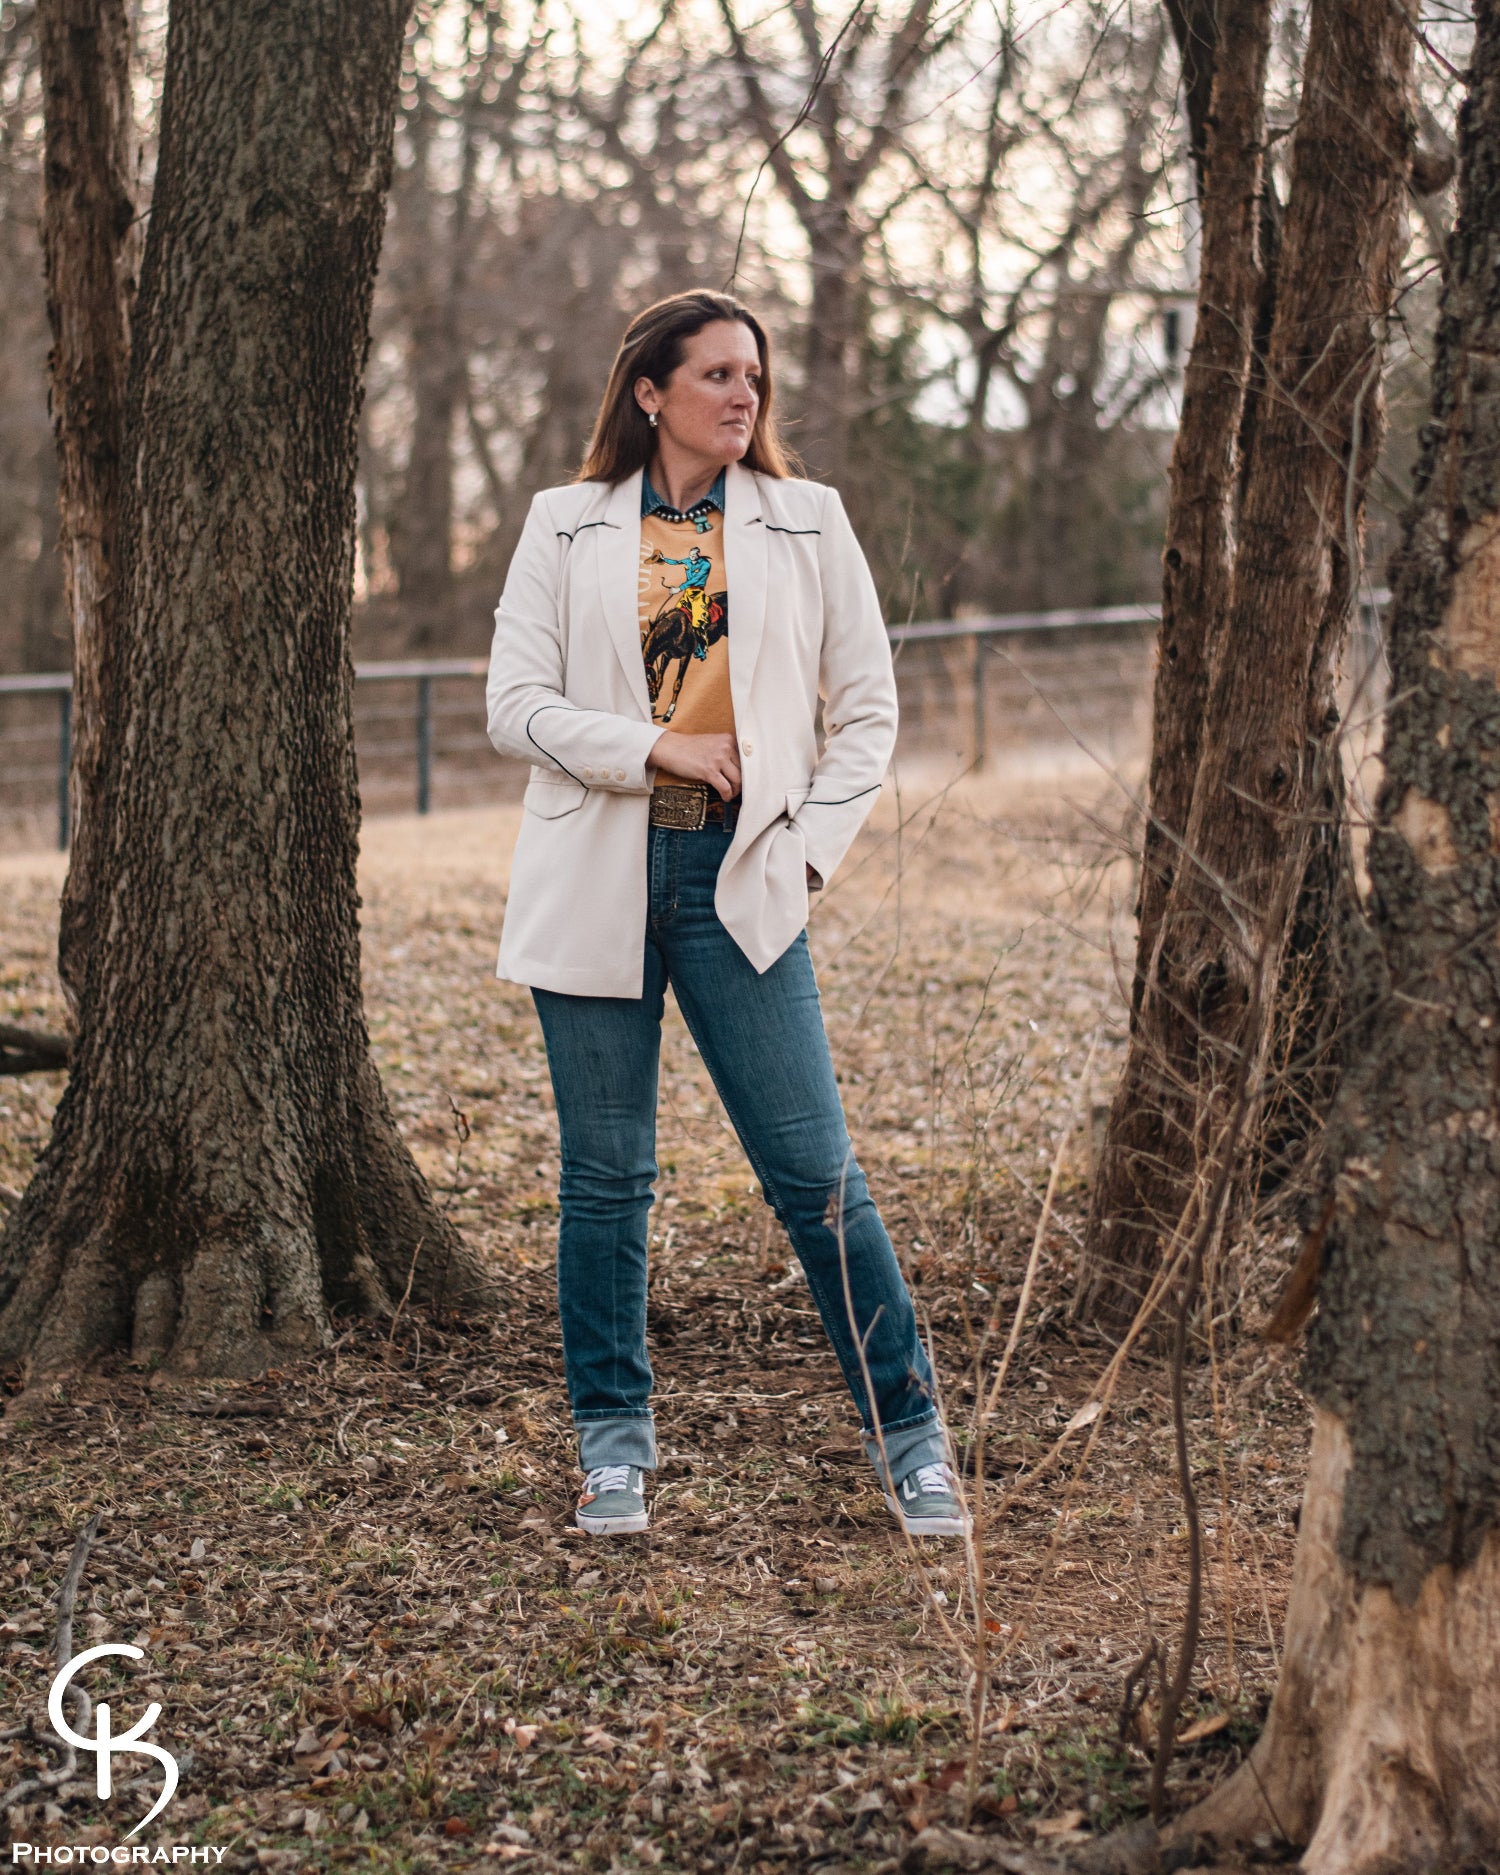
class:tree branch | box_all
[0,1024,70,1076]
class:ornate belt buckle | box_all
[653,784,707,830]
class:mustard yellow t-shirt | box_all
[638,484,733,782]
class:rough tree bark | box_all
[1078,0,1413,1333]
[1182,12,1500,1858]
[1129,0,1271,1016]
[0,0,496,1383]
[36,0,136,1009]
[1124,0,1317,1221]
[1162,0,1216,193]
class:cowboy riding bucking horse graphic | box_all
[642,542,728,722]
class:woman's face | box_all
[635,319,762,464]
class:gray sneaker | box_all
[576,1464,649,1535]
[885,1461,969,1537]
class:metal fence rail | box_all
[0,596,1388,851]
[0,658,492,851]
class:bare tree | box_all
[716,0,970,481]
[357,2,735,636]
[1131,0,1273,1015]
[35,0,136,1004]
[1078,0,1416,1332]
[3,2,1207,678]
[1184,7,1500,1859]
[979,19,1173,611]
[877,9,1181,614]
[0,8,65,678]
[387,68,465,628]
[1162,0,1215,191]
[0,0,495,1382]
[384,3,522,639]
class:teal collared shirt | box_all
[640,467,727,522]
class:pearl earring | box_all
[648,412,658,428]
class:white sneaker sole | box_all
[884,1492,969,1537]
[576,1507,649,1535]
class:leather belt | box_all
[649,783,740,831]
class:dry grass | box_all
[0,769,1311,1872]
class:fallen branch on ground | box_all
[0,1023,70,1076]
[0,1510,101,1811]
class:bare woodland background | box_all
[0,0,1452,686]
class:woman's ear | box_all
[634,375,659,419]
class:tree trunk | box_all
[1131,0,1271,1006]
[1078,0,1413,1334]
[799,200,860,484]
[0,0,496,1384]
[389,83,465,638]
[22,452,65,675]
[36,0,136,1009]
[1178,15,1500,1859]
[1162,0,1216,194]
[1081,0,1274,1316]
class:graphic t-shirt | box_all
[638,477,733,782]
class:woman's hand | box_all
[648,730,741,800]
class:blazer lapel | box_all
[594,469,651,717]
[725,461,767,709]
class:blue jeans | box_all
[532,818,948,1487]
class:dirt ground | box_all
[0,769,1313,1873]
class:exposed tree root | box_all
[1177,1410,1500,1873]
[0,1075,500,1386]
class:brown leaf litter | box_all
[1,776,1311,1872]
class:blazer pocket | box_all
[523,773,588,819]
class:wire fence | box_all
[0,599,1389,853]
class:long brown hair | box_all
[577,290,797,484]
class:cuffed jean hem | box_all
[576,1412,658,1473]
[861,1413,949,1489]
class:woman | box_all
[486,290,964,1539]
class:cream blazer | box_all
[485,461,897,998]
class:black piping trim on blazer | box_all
[798,784,879,806]
[746,517,822,535]
[554,519,615,543]
[524,705,589,786]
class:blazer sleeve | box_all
[486,490,663,792]
[789,485,899,886]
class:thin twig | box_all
[1147,813,1291,1819]
[0,1511,101,1811]
[964,1034,1097,1818]
[723,1,866,291]
[830,1145,978,1715]
[386,1237,426,1354]
[980,1035,1098,1425]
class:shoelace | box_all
[583,1464,633,1497]
[912,1462,953,1497]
